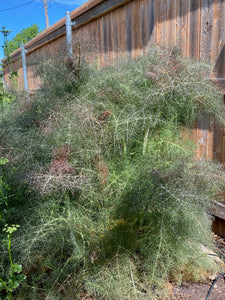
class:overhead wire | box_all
[0,0,35,12]
[49,0,68,10]
[0,1,43,59]
[1,1,42,39]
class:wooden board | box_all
[126,1,132,57]
[4,0,225,92]
[74,0,129,27]
[147,0,156,45]
[200,0,214,60]
[213,202,225,220]
[189,0,201,58]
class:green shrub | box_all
[0,45,225,299]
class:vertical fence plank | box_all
[156,0,162,44]
[161,0,167,45]
[214,0,225,78]
[118,5,126,56]
[176,0,184,54]
[98,16,104,65]
[126,1,132,57]
[208,123,214,160]
[211,0,221,69]
[132,0,140,57]
[189,0,201,58]
[200,0,214,60]
[178,0,189,56]
[197,118,203,159]
[107,13,113,63]
[140,0,147,49]
[167,0,176,46]
[112,9,118,56]
[202,114,209,158]
[147,0,156,45]
[213,122,223,161]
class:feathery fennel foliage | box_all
[0,46,225,299]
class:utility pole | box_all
[43,0,49,29]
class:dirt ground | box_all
[170,233,225,300]
[171,280,225,300]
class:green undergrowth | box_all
[0,45,225,299]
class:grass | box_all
[0,45,225,299]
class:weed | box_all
[0,158,12,226]
[0,225,26,300]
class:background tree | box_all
[3,24,40,56]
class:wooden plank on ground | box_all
[213,202,225,220]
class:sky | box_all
[0,0,87,59]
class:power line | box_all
[0,0,35,12]
[10,5,43,38]
[49,0,67,10]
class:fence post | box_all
[66,12,76,58]
[21,44,28,92]
[66,11,73,58]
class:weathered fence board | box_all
[200,0,214,60]
[4,0,225,89]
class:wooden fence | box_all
[2,0,225,233]
[3,0,225,90]
[2,0,225,164]
[2,0,225,160]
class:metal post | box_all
[21,44,28,92]
[66,11,73,58]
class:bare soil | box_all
[170,233,225,300]
[171,280,225,300]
